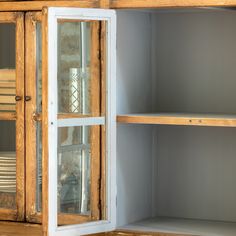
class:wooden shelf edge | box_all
[110,0,236,9]
[117,114,236,127]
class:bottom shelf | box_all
[118,217,236,236]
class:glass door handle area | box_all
[25,96,31,102]
[15,96,22,101]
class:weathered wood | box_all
[117,113,236,127]
[0,221,42,236]
[25,11,42,224]
[42,7,49,236]
[100,21,107,220]
[15,11,25,222]
[90,230,190,236]
[0,1,99,11]
[90,22,101,222]
[110,0,236,8]
[0,113,16,120]
[0,12,16,22]
[58,213,90,226]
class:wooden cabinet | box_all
[0,4,116,236]
[1,1,236,236]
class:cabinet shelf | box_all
[117,113,236,127]
[119,217,236,236]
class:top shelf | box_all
[117,113,236,127]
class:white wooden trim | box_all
[57,117,105,127]
[47,7,117,236]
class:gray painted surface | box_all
[153,126,236,221]
[116,8,236,229]
[151,10,236,114]
[116,11,153,226]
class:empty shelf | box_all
[119,217,236,236]
[117,113,236,127]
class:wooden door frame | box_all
[25,11,43,224]
[0,12,25,222]
[26,10,103,227]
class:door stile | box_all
[25,11,42,224]
[42,7,116,236]
[15,11,25,222]
[42,7,50,236]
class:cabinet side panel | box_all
[116,11,152,115]
[117,125,153,227]
[116,10,153,227]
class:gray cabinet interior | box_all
[116,8,236,235]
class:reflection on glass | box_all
[36,123,42,212]
[57,22,91,114]
[58,126,91,214]
[0,24,15,69]
[0,121,16,209]
[36,23,42,113]
[0,24,16,112]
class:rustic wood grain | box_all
[0,221,42,236]
[15,11,25,222]
[100,21,107,220]
[0,1,99,11]
[110,0,236,8]
[25,11,42,224]
[117,113,236,127]
[42,6,49,236]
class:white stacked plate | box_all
[0,152,16,193]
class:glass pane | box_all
[36,22,42,212]
[0,121,16,209]
[57,22,92,114]
[58,126,91,214]
[0,24,16,112]
[0,24,15,69]
[36,122,42,212]
[36,23,42,113]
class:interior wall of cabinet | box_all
[116,8,236,228]
[116,11,153,227]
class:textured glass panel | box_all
[0,24,16,112]
[35,22,43,212]
[36,123,42,212]
[57,22,91,114]
[0,121,16,209]
[36,23,42,113]
[58,126,91,214]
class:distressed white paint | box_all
[47,7,116,236]
[57,117,105,127]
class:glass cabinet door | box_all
[42,7,116,236]
[56,20,102,225]
[0,12,25,221]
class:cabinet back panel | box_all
[151,10,236,114]
[116,11,152,114]
[152,126,236,222]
